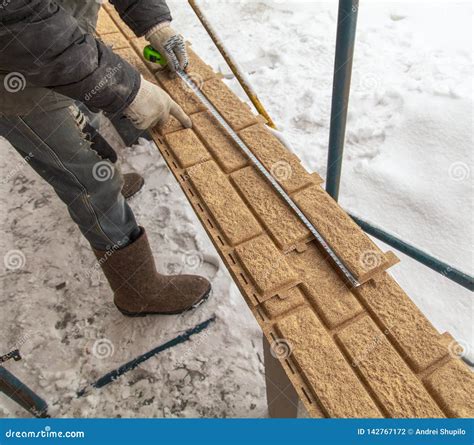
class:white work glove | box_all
[146,22,189,73]
[124,76,192,130]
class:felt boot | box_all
[121,172,145,199]
[94,228,211,316]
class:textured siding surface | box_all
[97,6,474,418]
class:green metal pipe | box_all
[349,214,474,291]
[324,1,472,291]
[326,0,359,201]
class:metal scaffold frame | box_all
[191,0,473,292]
[325,0,473,291]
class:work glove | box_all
[124,76,192,130]
[146,22,189,73]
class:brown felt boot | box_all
[93,228,211,317]
[121,172,145,199]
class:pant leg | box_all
[106,110,152,147]
[0,106,139,251]
[74,103,118,163]
[76,103,148,163]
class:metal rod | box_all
[77,316,216,397]
[188,0,278,129]
[325,1,472,290]
[177,69,359,287]
[349,214,474,291]
[326,0,359,201]
[186,0,472,292]
[0,367,49,418]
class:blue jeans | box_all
[0,104,139,251]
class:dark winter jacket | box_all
[0,0,171,116]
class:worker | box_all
[0,1,211,317]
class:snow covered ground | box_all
[0,0,472,418]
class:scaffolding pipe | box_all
[349,214,474,291]
[326,0,359,201]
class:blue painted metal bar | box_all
[324,1,472,290]
[326,0,359,201]
[349,214,474,291]
[0,366,49,418]
[77,316,216,397]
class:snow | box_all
[1,0,472,418]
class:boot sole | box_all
[116,287,211,318]
[122,177,145,200]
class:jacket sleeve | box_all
[0,0,140,113]
[110,0,172,37]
